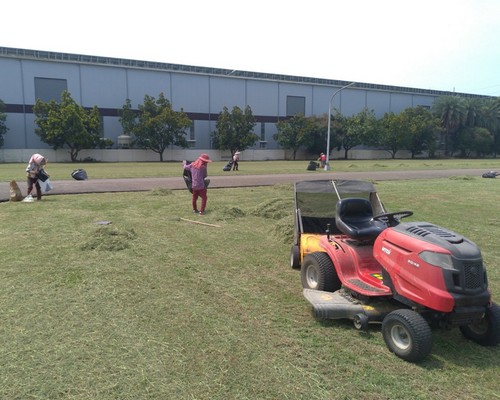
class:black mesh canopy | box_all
[293,180,385,237]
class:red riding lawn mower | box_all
[291,180,500,362]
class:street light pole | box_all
[325,82,355,170]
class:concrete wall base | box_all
[0,148,418,163]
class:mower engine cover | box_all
[374,221,490,313]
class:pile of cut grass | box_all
[80,225,138,251]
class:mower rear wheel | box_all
[459,302,500,346]
[290,245,301,269]
[382,309,432,362]
[301,252,341,292]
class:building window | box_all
[259,122,267,148]
[189,124,195,141]
[187,123,196,147]
[286,96,305,116]
[34,77,68,102]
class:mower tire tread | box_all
[382,309,433,362]
[301,252,341,292]
[459,302,500,346]
[290,245,301,269]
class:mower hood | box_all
[391,222,482,260]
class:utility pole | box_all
[325,82,355,170]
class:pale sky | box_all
[2,0,500,96]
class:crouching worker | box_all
[26,153,47,201]
[183,153,212,215]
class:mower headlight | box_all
[419,251,454,270]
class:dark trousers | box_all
[27,177,42,200]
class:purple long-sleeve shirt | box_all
[184,162,207,190]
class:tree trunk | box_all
[70,148,79,162]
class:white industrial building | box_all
[0,47,482,162]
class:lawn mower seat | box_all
[335,198,387,241]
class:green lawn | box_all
[0,168,499,399]
[2,158,500,182]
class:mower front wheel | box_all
[382,309,432,362]
[459,302,500,346]
[301,252,341,292]
[353,313,369,331]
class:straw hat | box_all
[199,153,212,163]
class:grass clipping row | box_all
[250,197,294,244]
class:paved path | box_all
[0,168,488,202]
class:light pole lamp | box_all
[325,82,355,170]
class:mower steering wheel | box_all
[373,211,413,226]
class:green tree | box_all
[118,98,137,136]
[378,112,409,158]
[463,98,484,128]
[274,114,317,160]
[479,98,500,157]
[402,107,441,158]
[454,128,475,157]
[455,127,493,157]
[0,99,8,148]
[212,105,258,155]
[33,91,106,162]
[302,115,329,157]
[432,95,466,156]
[133,93,191,162]
[334,108,377,159]
[472,127,495,156]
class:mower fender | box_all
[300,234,325,261]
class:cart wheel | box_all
[382,309,432,362]
[459,302,500,346]
[300,252,341,292]
[353,313,369,331]
[290,245,301,269]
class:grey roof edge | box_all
[0,46,489,98]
